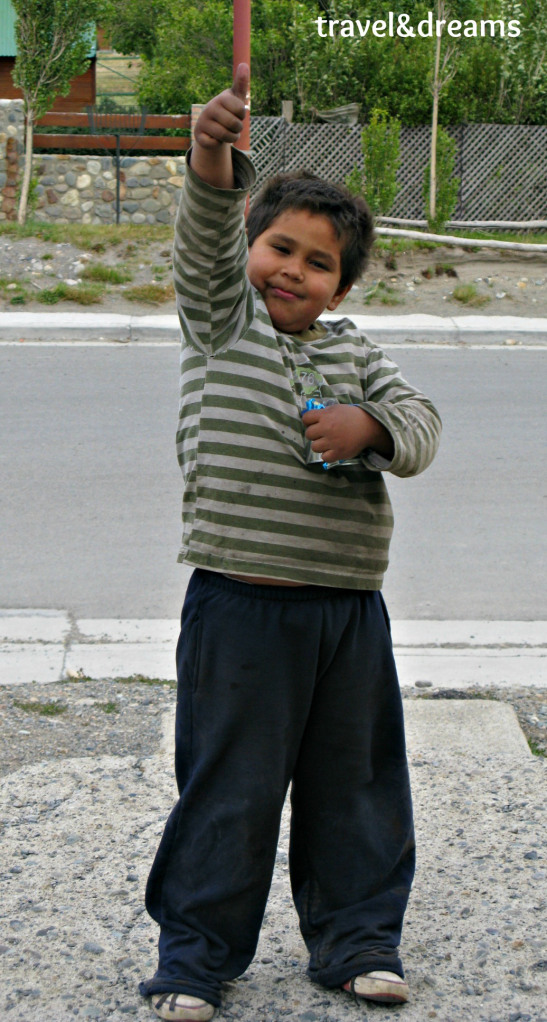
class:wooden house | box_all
[0,0,96,111]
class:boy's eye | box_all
[311,260,328,270]
[272,244,290,254]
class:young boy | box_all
[139,66,441,1022]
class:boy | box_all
[139,65,441,1022]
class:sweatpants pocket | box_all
[176,607,203,693]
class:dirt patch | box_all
[343,244,547,319]
[1,233,546,318]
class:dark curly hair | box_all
[246,171,374,291]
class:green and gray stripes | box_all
[172,150,441,589]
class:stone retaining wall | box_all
[0,99,25,221]
[0,99,186,225]
[33,153,186,224]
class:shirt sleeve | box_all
[357,342,442,477]
[173,148,257,356]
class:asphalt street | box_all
[1,339,545,620]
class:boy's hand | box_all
[194,63,249,149]
[302,404,394,463]
[191,64,249,188]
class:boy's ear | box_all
[326,283,352,311]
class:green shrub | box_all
[423,129,460,233]
[346,108,401,216]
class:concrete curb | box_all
[1,311,547,344]
[1,612,546,690]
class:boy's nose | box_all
[282,257,304,280]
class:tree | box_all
[136,0,233,113]
[497,0,547,122]
[100,0,165,61]
[346,109,401,216]
[12,0,102,224]
[98,0,546,123]
[423,127,460,230]
[427,0,481,224]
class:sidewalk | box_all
[1,612,546,1021]
[1,310,546,344]
[0,690,545,1022]
[1,612,546,689]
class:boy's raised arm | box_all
[190,64,250,189]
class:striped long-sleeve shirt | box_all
[173,150,441,589]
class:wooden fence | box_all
[34,112,190,153]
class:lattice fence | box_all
[249,119,547,221]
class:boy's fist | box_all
[194,63,250,150]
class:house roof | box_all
[0,0,17,56]
[0,0,96,58]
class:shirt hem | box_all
[177,550,384,591]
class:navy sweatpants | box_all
[139,569,415,1007]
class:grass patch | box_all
[2,221,544,254]
[374,230,547,258]
[451,283,491,307]
[362,280,402,306]
[435,263,457,277]
[0,219,173,249]
[0,277,29,304]
[125,282,175,305]
[528,740,546,758]
[114,674,176,688]
[96,700,119,714]
[37,282,104,305]
[80,262,133,284]
[14,699,68,716]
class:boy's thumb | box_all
[231,63,250,103]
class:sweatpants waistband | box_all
[191,568,374,603]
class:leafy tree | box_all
[346,109,401,216]
[100,0,165,61]
[136,1,233,113]
[98,0,547,124]
[12,0,101,223]
[496,0,547,122]
[423,127,460,231]
[426,0,482,223]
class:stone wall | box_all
[33,153,185,225]
[0,99,25,221]
[0,99,186,225]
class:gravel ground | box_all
[1,683,546,1022]
[1,232,546,319]
[0,679,176,778]
[0,679,545,778]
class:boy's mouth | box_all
[269,285,301,300]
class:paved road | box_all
[1,341,545,619]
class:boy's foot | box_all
[342,970,409,1004]
[151,992,215,1021]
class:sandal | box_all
[151,992,215,1021]
[343,970,409,1004]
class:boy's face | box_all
[246,209,351,334]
